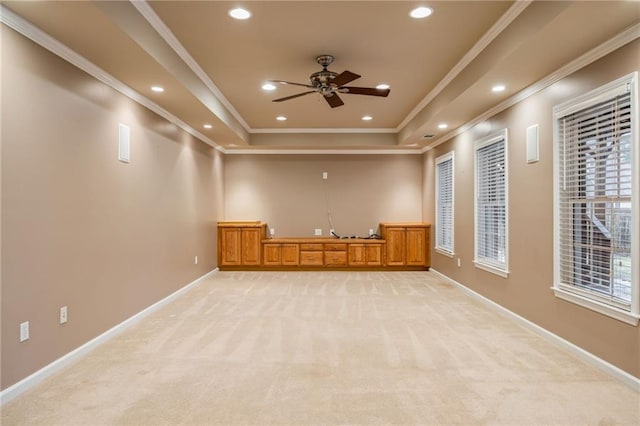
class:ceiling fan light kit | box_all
[270,55,390,108]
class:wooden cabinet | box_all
[218,222,266,267]
[384,228,406,266]
[324,243,347,267]
[300,243,323,266]
[349,244,383,266]
[241,227,262,265]
[219,227,242,265]
[281,244,299,265]
[218,222,429,270]
[263,243,299,266]
[379,223,430,268]
[406,227,427,266]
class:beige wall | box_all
[224,154,423,237]
[424,40,640,378]
[1,27,224,389]
[2,20,638,394]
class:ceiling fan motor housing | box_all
[311,55,339,93]
[310,70,338,86]
[270,54,389,107]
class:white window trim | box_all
[435,151,455,257]
[473,129,509,277]
[552,72,639,326]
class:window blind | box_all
[436,153,454,254]
[475,135,507,272]
[557,88,632,307]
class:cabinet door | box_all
[263,244,281,266]
[366,244,382,266]
[220,228,241,265]
[281,244,299,265]
[241,228,262,265]
[406,227,427,266]
[385,228,406,265]
[349,245,366,266]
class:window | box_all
[474,129,508,277]
[435,152,454,256]
[553,73,639,325]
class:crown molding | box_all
[0,4,223,152]
[422,22,640,153]
[397,0,533,131]
[131,0,251,133]
[250,127,397,134]
[223,148,422,155]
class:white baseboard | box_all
[430,269,640,392]
[0,268,219,405]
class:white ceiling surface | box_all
[3,1,639,151]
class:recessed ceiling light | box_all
[362,115,373,121]
[376,83,390,90]
[151,86,164,93]
[228,8,251,20]
[492,85,506,92]
[438,123,448,129]
[262,83,276,91]
[203,124,213,129]
[409,6,433,19]
[276,116,287,121]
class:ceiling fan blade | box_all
[270,80,314,88]
[341,86,390,97]
[331,70,361,87]
[272,91,316,102]
[324,93,344,108]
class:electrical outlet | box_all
[314,228,322,236]
[194,256,198,265]
[322,172,328,180]
[369,228,374,236]
[457,258,461,267]
[329,229,335,236]
[20,321,29,342]
[60,306,68,324]
[270,228,275,237]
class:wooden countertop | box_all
[379,222,431,228]
[263,237,385,244]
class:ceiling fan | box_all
[269,55,390,108]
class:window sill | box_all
[551,286,639,326]
[473,261,509,278]
[435,248,455,258]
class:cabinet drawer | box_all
[300,251,323,265]
[324,243,347,251]
[324,251,347,266]
[300,243,323,251]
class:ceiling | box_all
[2,1,639,151]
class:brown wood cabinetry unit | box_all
[324,243,348,267]
[348,244,383,266]
[379,223,430,268]
[263,243,299,266]
[217,222,429,270]
[217,222,267,267]
[300,243,323,266]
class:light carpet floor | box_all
[2,271,639,425]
